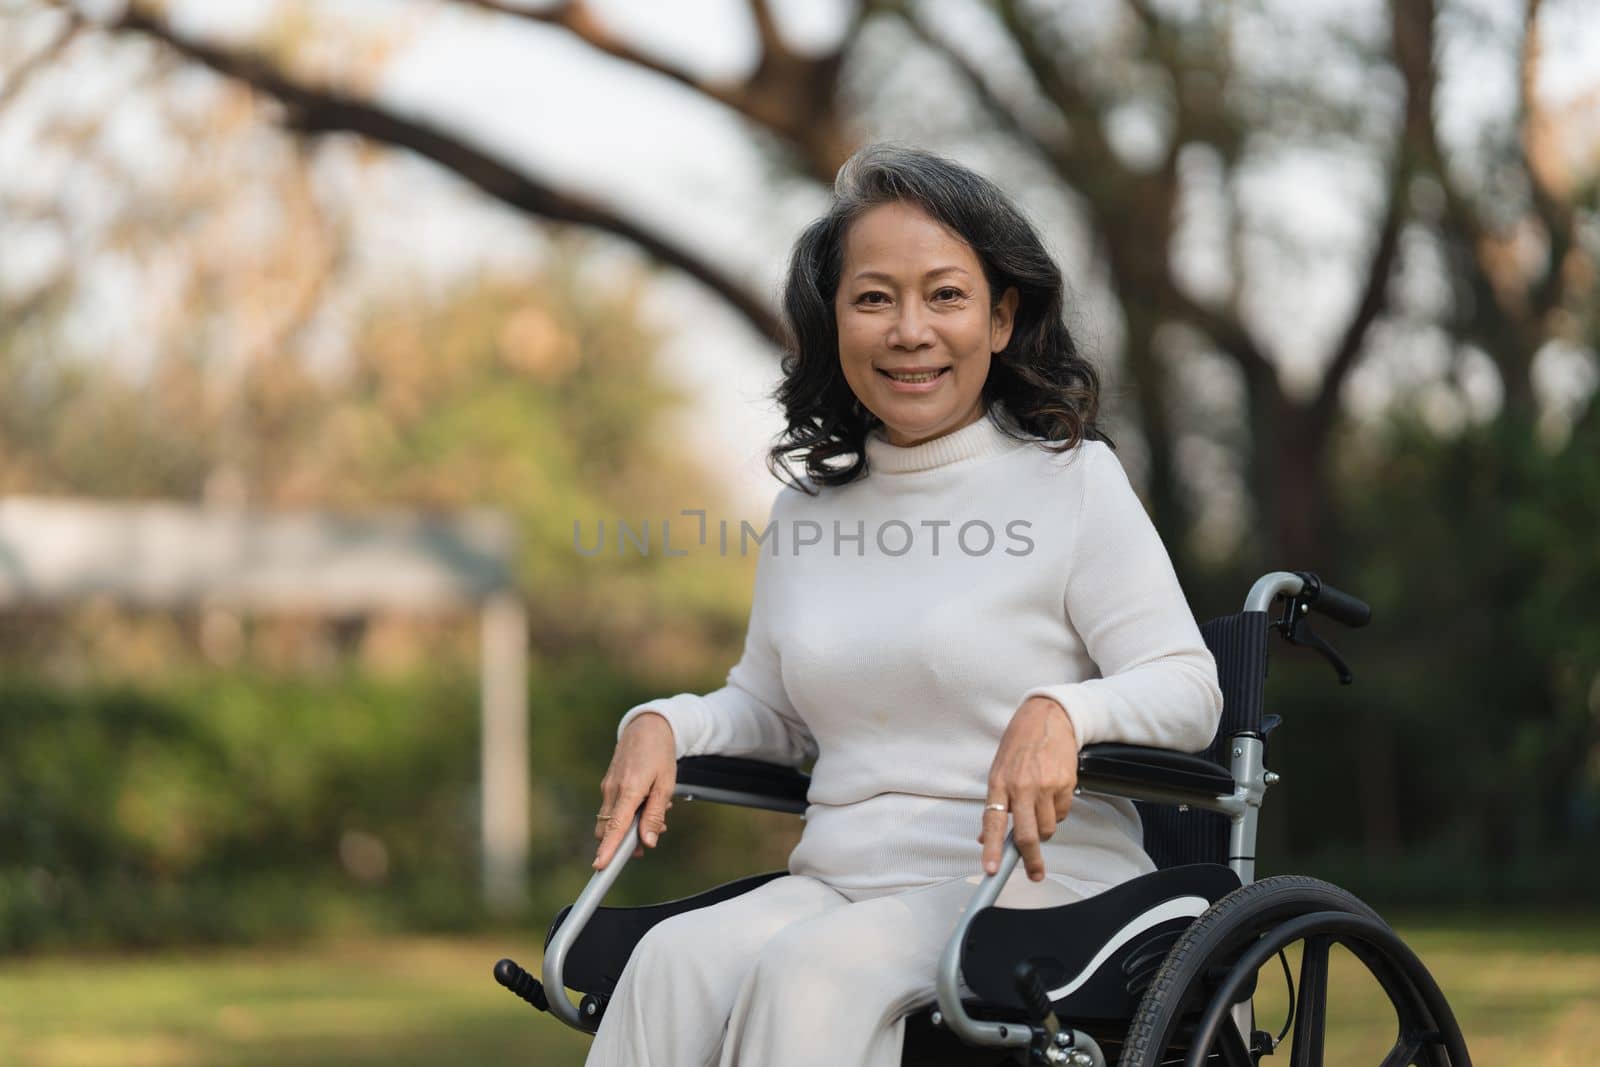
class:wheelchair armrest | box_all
[537,757,806,1031]
[675,756,810,814]
[1077,743,1235,802]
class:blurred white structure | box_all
[0,496,531,916]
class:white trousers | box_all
[582,869,1086,1067]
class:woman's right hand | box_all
[594,711,677,870]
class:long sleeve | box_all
[1016,444,1224,753]
[616,494,818,768]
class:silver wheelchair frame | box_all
[514,570,1469,1066]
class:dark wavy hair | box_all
[766,143,1107,492]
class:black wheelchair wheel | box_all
[1119,875,1471,1067]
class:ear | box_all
[990,286,1020,354]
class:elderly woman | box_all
[584,144,1223,1067]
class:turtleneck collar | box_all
[863,406,1029,475]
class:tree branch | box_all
[993,0,1125,186]
[1392,0,1539,410]
[886,2,1061,170]
[1310,166,1405,432]
[446,0,855,180]
[1305,0,1433,430]
[745,0,786,63]
[1517,0,1577,324]
[97,3,784,346]
[1170,287,1278,388]
[449,1,737,106]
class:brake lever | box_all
[1277,598,1355,685]
[1294,621,1353,685]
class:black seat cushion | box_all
[549,871,788,996]
[957,863,1241,1022]
[894,865,1241,1063]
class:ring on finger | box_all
[984,802,1008,813]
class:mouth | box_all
[876,366,950,385]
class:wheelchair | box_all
[493,570,1472,1066]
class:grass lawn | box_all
[1,919,1595,1066]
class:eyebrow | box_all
[849,266,972,284]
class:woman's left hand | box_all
[979,695,1079,881]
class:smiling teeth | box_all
[887,370,943,383]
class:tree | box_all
[9,0,1594,573]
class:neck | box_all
[881,403,986,448]
[864,405,1027,474]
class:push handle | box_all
[1295,571,1371,628]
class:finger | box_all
[1053,783,1075,823]
[594,783,618,842]
[1010,790,1044,881]
[595,772,621,841]
[638,775,673,848]
[1034,789,1058,844]
[595,806,637,868]
[594,786,645,869]
[593,782,620,842]
[980,798,1010,874]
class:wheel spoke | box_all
[1378,1034,1425,1067]
[1289,936,1330,1067]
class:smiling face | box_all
[834,200,1018,448]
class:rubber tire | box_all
[1118,875,1385,1067]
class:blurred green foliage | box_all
[0,653,799,951]
[1,668,477,950]
[1250,410,1600,907]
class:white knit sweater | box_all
[617,408,1224,894]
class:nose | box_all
[886,300,935,351]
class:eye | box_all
[934,287,966,302]
[855,291,890,306]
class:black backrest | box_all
[1136,611,1270,869]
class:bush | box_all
[0,654,789,951]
